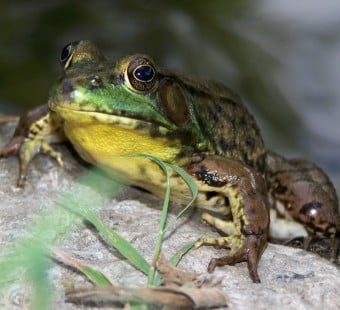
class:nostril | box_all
[62,80,74,94]
[88,75,102,87]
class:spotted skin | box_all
[265,151,339,259]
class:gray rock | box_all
[0,120,339,309]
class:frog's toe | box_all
[40,141,64,167]
[196,214,267,283]
[302,235,313,250]
[329,235,339,261]
[207,249,246,271]
[302,234,339,262]
[15,140,64,187]
[196,235,261,282]
[201,212,235,235]
[195,235,240,249]
[0,136,24,158]
[243,234,263,283]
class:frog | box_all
[1,40,339,283]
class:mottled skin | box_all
[265,151,340,257]
[1,41,339,282]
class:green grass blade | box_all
[78,266,112,286]
[26,244,52,310]
[53,249,112,286]
[59,200,150,276]
[165,164,198,232]
[128,154,172,285]
[168,240,197,266]
[128,154,198,286]
[167,164,198,199]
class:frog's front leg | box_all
[187,155,270,283]
[0,104,66,186]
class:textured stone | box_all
[0,121,339,309]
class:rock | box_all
[0,120,339,309]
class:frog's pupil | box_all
[134,65,154,82]
[61,44,72,62]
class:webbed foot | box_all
[195,212,267,283]
[0,105,65,186]
[1,136,64,187]
[285,234,339,262]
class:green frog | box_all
[1,40,339,283]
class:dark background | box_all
[0,0,339,187]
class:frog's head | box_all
[49,40,208,154]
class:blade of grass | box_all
[52,249,112,286]
[78,266,112,287]
[26,244,52,310]
[168,240,197,266]
[134,154,171,285]
[129,154,198,286]
[58,199,151,276]
[165,164,198,232]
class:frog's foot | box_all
[196,212,265,283]
[328,235,340,261]
[302,235,313,250]
[19,139,63,186]
[302,234,339,262]
[1,137,64,187]
[0,105,65,187]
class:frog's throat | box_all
[52,105,171,135]
[52,105,183,167]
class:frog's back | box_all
[175,73,266,170]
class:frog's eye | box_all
[126,56,157,92]
[60,42,75,69]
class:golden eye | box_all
[126,56,157,92]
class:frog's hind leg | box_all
[188,155,270,283]
[265,151,340,260]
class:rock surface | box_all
[0,120,339,309]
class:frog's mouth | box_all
[51,104,172,138]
